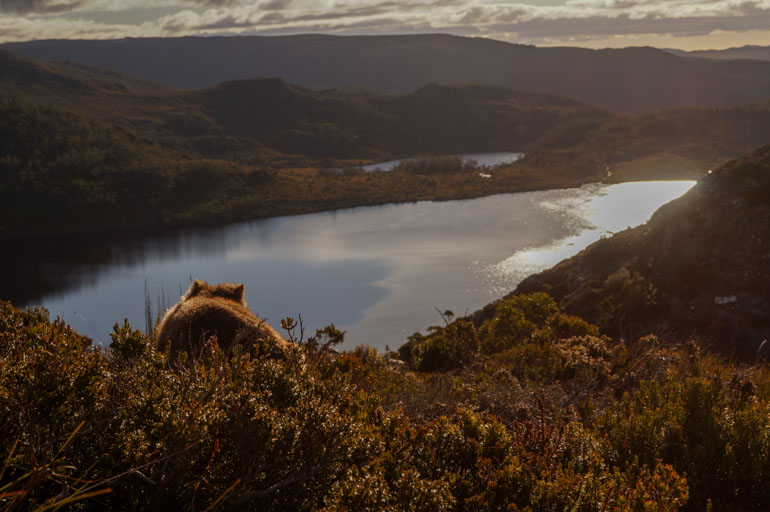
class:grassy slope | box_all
[503,145,770,357]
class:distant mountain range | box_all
[4,34,770,113]
[668,45,770,62]
[0,48,607,160]
[3,46,768,172]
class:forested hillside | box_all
[2,49,770,241]
[0,48,606,160]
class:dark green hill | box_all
[0,47,609,160]
[5,34,770,113]
[511,145,770,357]
[0,48,168,100]
[0,92,264,239]
[0,83,606,240]
[194,79,603,158]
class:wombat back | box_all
[156,279,289,362]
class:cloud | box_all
[0,0,254,13]
[261,0,293,9]
[0,14,152,40]
[0,0,87,13]
[0,0,768,48]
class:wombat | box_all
[156,279,290,362]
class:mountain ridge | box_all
[5,34,770,113]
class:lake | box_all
[362,152,523,172]
[0,181,695,351]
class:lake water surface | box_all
[0,181,695,351]
[362,152,523,172]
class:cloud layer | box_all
[1,0,769,48]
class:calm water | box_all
[362,152,523,172]
[0,181,695,351]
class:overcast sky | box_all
[0,0,768,50]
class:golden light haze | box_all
[557,29,770,51]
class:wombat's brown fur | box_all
[156,279,290,362]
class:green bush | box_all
[479,293,559,354]
[598,373,770,511]
[412,319,480,372]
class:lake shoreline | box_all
[0,177,581,244]
[0,154,704,244]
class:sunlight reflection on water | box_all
[485,181,696,293]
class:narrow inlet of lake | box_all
[0,181,695,351]
[362,151,523,172]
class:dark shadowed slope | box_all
[0,48,609,160]
[0,48,167,98]
[5,34,770,113]
[510,145,770,357]
[193,80,604,158]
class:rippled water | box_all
[0,181,695,351]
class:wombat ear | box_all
[185,279,205,299]
[233,284,245,303]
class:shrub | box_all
[598,372,770,511]
[479,293,558,354]
[413,319,480,372]
[6,296,770,511]
[0,303,379,510]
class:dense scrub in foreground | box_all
[3,295,770,510]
